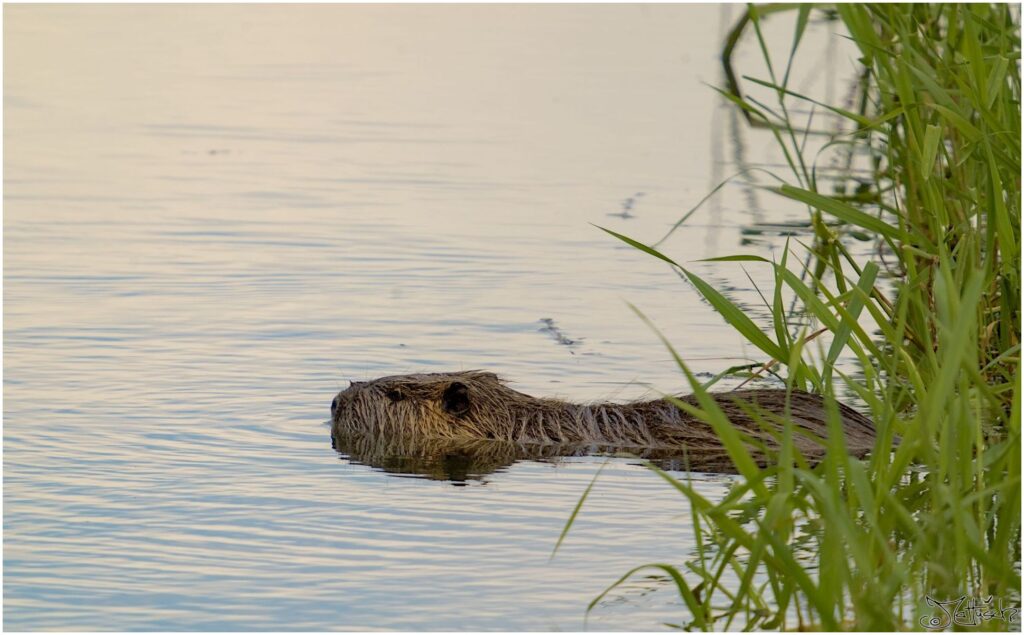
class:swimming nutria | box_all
[330,371,879,462]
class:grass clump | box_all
[559,4,1021,630]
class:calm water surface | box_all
[5,5,857,630]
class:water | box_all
[4,5,858,630]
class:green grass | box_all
[557,4,1021,630]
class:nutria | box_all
[330,371,879,467]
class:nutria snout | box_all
[331,370,881,460]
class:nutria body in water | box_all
[330,371,879,460]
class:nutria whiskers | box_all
[330,371,880,461]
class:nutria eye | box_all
[331,397,338,415]
[442,381,470,417]
[386,389,404,402]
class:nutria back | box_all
[330,371,880,464]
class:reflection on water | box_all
[331,432,738,483]
[5,4,858,630]
[333,433,592,483]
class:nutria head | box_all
[331,370,531,439]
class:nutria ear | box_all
[442,381,471,416]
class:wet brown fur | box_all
[331,370,879,459]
